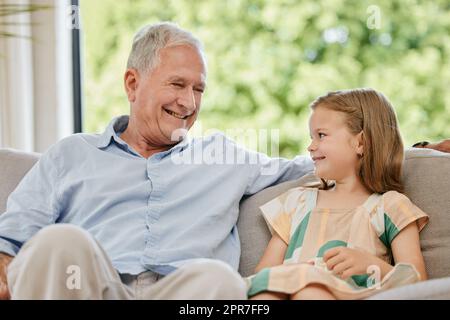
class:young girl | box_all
[247,88,429,300]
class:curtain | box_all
[0,0,74,152]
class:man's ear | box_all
[124,69,139,102]
[355,131,364,156]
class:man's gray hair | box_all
[127,22,206,74]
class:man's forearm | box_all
[413,139,450,153]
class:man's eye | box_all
[172,83,183,87]
[194,88,204,93]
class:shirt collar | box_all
[96,115,129,149]
[96,115,191,155]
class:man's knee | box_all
[8,224,111,299]
[25,224,94,255]
[180,260,247,299]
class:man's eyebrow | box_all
[167,76,205,88]
[197,82,206,89]
[167,76,184,82]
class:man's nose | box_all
[177,87,197,112]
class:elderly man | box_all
[0,22,315,300]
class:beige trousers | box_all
[7,224,247,300]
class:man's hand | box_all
[427,139,450,153]
[323,247,393,280]
[0,253,13,300]
[414,139,450,153]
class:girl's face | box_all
[307,106,363,181]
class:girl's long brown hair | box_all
[310,88,404,194]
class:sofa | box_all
[1,147,450,299]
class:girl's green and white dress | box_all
[246,187,429,299]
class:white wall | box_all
[0,0,74,153]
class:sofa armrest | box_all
[0,148,40,213]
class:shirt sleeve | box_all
[259,187,307,244]
[245,150,314,196]
[0,147,61,256]
[381,191,429,247]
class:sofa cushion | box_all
[0,148,40,214]
[237,148,450,279]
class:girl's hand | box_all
[323,247,392,280]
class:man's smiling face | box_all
[130,44,206,145]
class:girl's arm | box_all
[391,221,428,281]
[254,233,288,273]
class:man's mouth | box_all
[163,108,190,120]
[312,156,326,162]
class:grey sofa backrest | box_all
[0,149,39,213]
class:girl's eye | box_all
[318,133,326,139]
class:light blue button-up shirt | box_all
[0,116,313,275]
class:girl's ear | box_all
[355,131,364,157]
